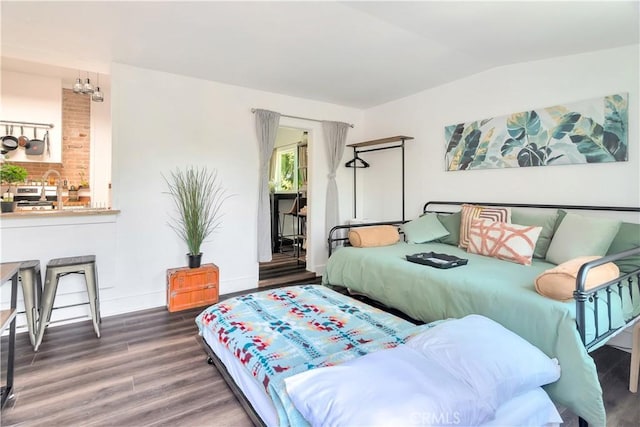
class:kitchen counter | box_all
[1,208,120,219]
[1,207,119,328]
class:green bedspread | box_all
[323,241,639,427]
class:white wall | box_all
[89,77,112,208]
[109,63,363,313]
[359,46,640,220]
[0,70,62,163]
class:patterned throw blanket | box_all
[195,285,433,426]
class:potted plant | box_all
[1,162,27,213]
[163,166,229,268]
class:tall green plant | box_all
[163,166,228,255]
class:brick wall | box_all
[13,88,90,188]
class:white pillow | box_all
[405,314,561,410]
[284,344,495,427]
[467,218,542,265]
[482,387,563,426]
[284,315,562,427]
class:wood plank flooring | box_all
[258,251,317,287]
[1,288,638,426]
[2,306,253,427]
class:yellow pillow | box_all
[348,225,400,248]
[534,256,620,301]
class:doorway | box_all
[259,126,316,286]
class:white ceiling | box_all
[2,1,638,108]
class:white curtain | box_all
[322,121,350,240]
[255,109,281,262]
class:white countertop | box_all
[1,208,120,219]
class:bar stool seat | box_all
[34,255,100,352]
[18,260,43,349]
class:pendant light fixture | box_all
[92,73,104,103]
[74,71,105,102]
[82,72,94,94]
[73,71,83,93]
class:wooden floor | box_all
[1,291,638,426]
[258,250,317,287]
[2,306,254,427]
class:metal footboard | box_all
[575,247,640,350]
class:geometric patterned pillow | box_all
[467,219,543,265]
[459,204,512,249]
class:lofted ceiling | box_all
[1,1,638,109]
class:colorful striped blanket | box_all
[195,285,433,426]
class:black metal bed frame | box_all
[196,335,267,427]
[327,201,640,427]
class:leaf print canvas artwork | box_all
[445,93,628,171]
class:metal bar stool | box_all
[18,260,43,349]
[34,255,100,351]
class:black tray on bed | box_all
[406,252,468,269]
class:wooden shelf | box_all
[0,309,16,335]
[347,135,414,148]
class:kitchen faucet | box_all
[40,169,63,210]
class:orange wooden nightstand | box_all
[166,263,219,312]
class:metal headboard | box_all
[423,200,640,214]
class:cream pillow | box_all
[348,225,399,248]
[535,256,620,301]
[467,219,542,265]
[545,213,621,265]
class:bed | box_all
[324,201,640,427]
[195,284,563,427]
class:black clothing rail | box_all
[345,135,413,221]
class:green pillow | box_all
[553,209,567,233]
[435,211,461,246]
[402,213,450,244]
[545,213,621,265]
[606,222,640,274]
[511,209,559,259]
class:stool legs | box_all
[84,264,101,338]
[34,261,101,351]
[18,268,40,349]
[34,268,60,352]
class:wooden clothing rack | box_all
[346,135,413,221]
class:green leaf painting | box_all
[444,93,628,171]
